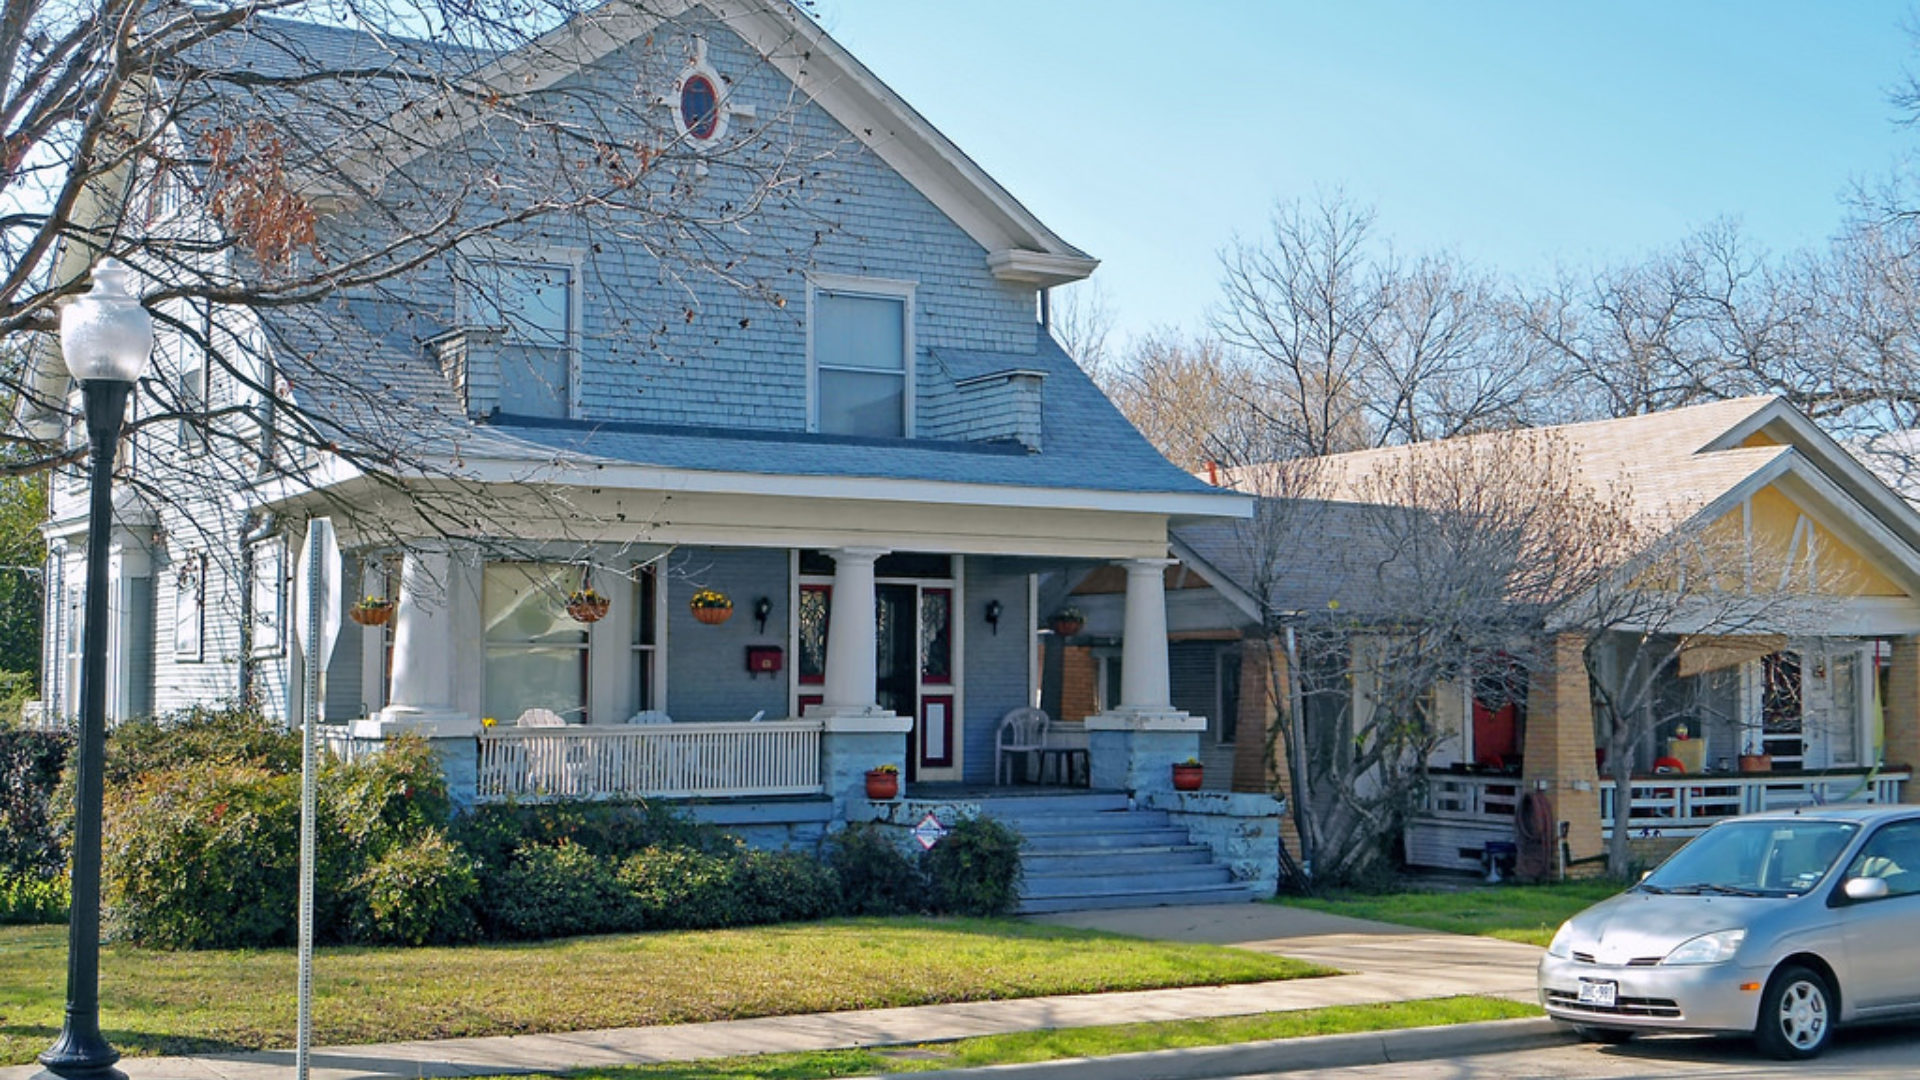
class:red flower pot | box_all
[865,769,899,799]
[1172,763,1204,791]
[692,605,733,625]
[1049,618,1084,637]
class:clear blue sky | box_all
[810,1,1918,345]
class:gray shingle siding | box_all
[664,546,790,722]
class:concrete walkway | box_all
[0,904,1546,1080]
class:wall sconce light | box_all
[985,599,1003,635]
[754,595,772,634]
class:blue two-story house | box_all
[34,1,1274,905]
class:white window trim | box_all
[455,245,587,420]
[805,273,916,438]
[630,560,668,717]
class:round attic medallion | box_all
[680,74,719,140]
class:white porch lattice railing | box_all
[475,720,824,802]
[1408,768,1911,869]
[1600,769,1910,837]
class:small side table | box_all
[1036,747,1089,787]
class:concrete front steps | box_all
[975,791,1261,914]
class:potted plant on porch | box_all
[865,763,900,800]
[689,588,734,625]
[1048,606,1085,637]
[1172,757,1204,791]
[566,587,611,623]
[348,595,394,627]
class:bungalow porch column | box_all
[363,545,477,735]
[1520,633,1603,868]
[1886,636,1920,804]
[356,543,482,808]
[1086,557,1203,792]
[808,546,912,814]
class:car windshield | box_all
[1640,819,1859,898]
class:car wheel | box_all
[1575,1026,1636,1044]
[1755,964,1835,1060]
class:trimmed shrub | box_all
[826,824,927,915]
[487,842,641,939]
[923,816,1023,917]
[734,847,839,924]
[347,829,480,945]
[323,736,451,861]
[103,703,299,786]
[619,844,839,930]
[453,799,725,870]
[0,728,70,878]
[0,870,68,924]
[103,765,301,948]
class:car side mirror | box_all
[1843,876,1891,903]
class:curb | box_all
[887,1017,1573,1080]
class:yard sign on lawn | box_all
[293,518,341,1080]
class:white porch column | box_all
[1087,557,1202,793]
[106,533,151,723]
[362,545,476,735]
[807,546,912,813]
[821,546,888,714]
[1119,557,1175,712]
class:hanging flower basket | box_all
[690,589,734,625]
[566,588,610,624]
[1048,606,1085,637]
[865,764,900,800]
[348,597,394,627]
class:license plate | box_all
[1578,980,1618,1008]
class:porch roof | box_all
[265,307,1248,517]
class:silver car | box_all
[1538,805,1920,1059]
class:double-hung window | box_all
[464,258,574,419]
[483,562,589,724]
[631,563,661,712]
[811,279,911,437]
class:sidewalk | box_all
[0,905,1548,1080]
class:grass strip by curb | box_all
[502,996,1541,1080]
[0,917,1330,1065]
[1275,882,1623,946]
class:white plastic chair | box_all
[515,708,567,727]
[996,707,1051,786]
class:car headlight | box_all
[1546,921,1574,959]
[1662,929,1746,966]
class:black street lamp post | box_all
[40,259,151,1080]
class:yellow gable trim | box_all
[1718,485,1908,597]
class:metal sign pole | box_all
[293,517,340,1080]
[297,527,321,1080]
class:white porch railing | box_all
[1422,772,1523,827]
[475,720,824,803]
[1600,769,1909,837]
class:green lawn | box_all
[491,996,1538,1079]
[1277,881,1623,946]
[0,917,1329,1065]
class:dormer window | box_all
[458,257,576,419]
[809,276,914,438]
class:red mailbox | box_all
[746,645,783,675]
